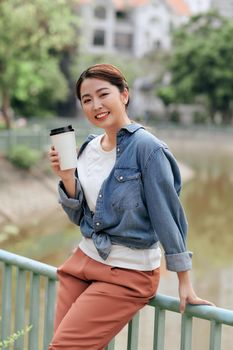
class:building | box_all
[78,0,191,58]
[78,0,193,120]
[184,0,211,14]
[211,0,233,18]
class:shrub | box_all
[170,110,180,123]
[0,122,6,130]
[7,145,41,170]
[0,316,32,349]
[193,110,208,124]
[0,325,32,349]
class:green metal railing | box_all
[1,249,233,350]
[0,250,56,350]
[0,122,98,153]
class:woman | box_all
[48,63,213,350]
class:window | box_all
[114,32,133,52]
[115,10,129,22]
[94,5,106,19]
[169,21,174,33]
[154,40,161,49]
[93,29,105,46]
[150,16,159,24]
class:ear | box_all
[121,88,129,105]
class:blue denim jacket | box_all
[58,123,192,272]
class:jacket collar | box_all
[117,122,144,135]
[78,123,144,157]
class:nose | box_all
[93,98,102,111]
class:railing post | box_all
[209,320,222,350]
[180,313,193,350]
[153,307,165,350]
[1,263,12,347]
[106,337,115,350]
[127,312,140,350]
[28,273,40,350]
[14,268,27,350]
[43,278,57,350]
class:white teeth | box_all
[96,112,109,119]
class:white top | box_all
[77,134,116,212]
[77,134,161,271]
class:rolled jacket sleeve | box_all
[58,177,84,225]
[142,146,192,272]
[165,251,193,272]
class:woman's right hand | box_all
[48,146,76,181]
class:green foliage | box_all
[0,224,20,244]
[168,11,233,124]
[192,110,208,124]
[12,58,69,117]
[157,86,176,106]
[170,110,180,123]
[7,145,41,169]
[0,0,80,120]
[0,121,6,130]
[0,321,32,349]
[73,52,142,88]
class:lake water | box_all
[1,126,233,349]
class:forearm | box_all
[177,270,192,285]
[177,270,195,296]
[62,176,76,198]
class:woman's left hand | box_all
[177,271,215,314]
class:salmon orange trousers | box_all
[48,248,160,350]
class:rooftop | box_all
[166,0,192,16]
[79,0,191,15]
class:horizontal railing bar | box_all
[1,249,233,332]
[0,249,57,279]
[149,294,233,326]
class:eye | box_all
[82,98,91,104]
[100,92,109,98]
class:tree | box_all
[0,0,79,128]
[158,12,233,124]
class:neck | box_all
[101,130,117,151]
[101,117,131,151]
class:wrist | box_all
[61,173,76,183]
[62,175,75,186]
[177,270,191,283]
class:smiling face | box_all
[80,78,130,132]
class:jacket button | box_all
[99,194,102,198]
[96,222,100,226]
[117,148,120,152]
[119,176,123,181]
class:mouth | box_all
[95,112,110,120]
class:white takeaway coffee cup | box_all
[50,125,77,170]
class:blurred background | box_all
[0,0,233,349]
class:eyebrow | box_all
[81,87,110,100]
